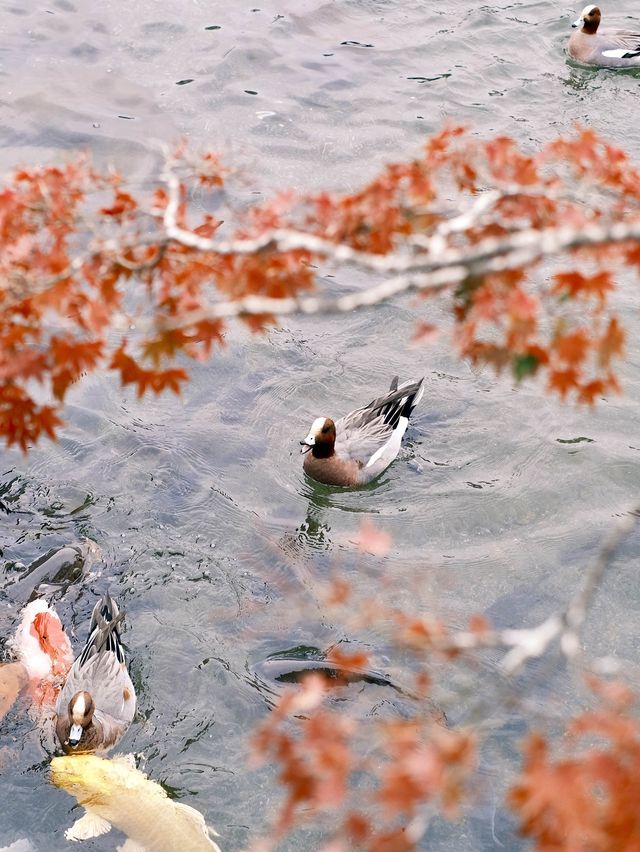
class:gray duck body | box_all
[55,594,135,754]
[301,377,424,486]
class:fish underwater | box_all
[2,539,101,604]
[0,662,28,723]
[51,753,221,852]
[11,599,73,685]
[1,599,73,721]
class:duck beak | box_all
[300,436,315,454]
[68,723,83,747]
[571,15,582,28]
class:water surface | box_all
[2,1,640,849]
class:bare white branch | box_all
[434,507,640,674]
[155,158,640,327]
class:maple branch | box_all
[165,217,640,279]
[561,505,640,658]
[435,507,640,674]
[7,158,640,327]
[162,159,640,273]
[2,231,168,311]
[155,157,640,327]
[153,243,554,330]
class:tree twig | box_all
[431,507,640,674]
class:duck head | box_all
[572,5,601,34]
[67,690,95,748]
[300,417,336,458]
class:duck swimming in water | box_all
[569,6,640,67]
[301,377,424,486]
[55,593,135,754]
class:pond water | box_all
[2,1,640,849]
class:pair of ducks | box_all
[55,377,423,751]
[569,6,640,66]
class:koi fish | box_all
[3,539,101,604]
[3,600,73,718]
[0,661,28,723]
[51,753,221,852]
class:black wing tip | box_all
[400,380,424,420]
[79,593,127,666]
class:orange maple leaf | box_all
[553,329,590,366]
[548,368,580,398]
[554,270,613,304]
[507,289,539,322]
[353,518,392,556]
[578,380,605,405]
[598,317,625,368]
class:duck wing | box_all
[601,29,640,57]
[335,378,424,465]
[90,653,136,727]
[335,413,394,464]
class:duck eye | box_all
[322,425,330,433]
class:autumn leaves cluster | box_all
[0,126,636,449]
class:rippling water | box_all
[2,1,640,849]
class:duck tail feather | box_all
[88,593,120,632]
[79,595,126,667]
[377,378,423,428]
[400,378,424,419]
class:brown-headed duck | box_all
[301,377,424,486]
[55,594,135,754]
[569,6,640,66]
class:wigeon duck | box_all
[55,593,135,754]
[569,5,640,67]
[301,377,424,486]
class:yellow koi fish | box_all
[51,753,221,852]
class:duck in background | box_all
[569,5,640,67]
[55,593,136,753]
[300,377,424,486]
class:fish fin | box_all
[110,752,137,770]
[117,841,147,852]
[173,802,222,850]
[65,810,112,841]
